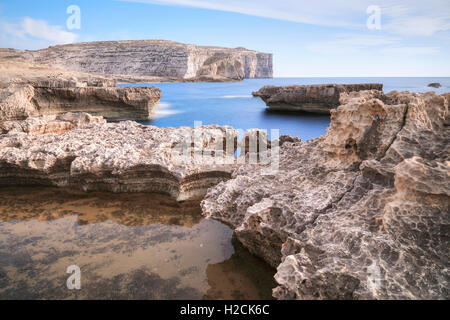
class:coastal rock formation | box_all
[252,84,383,114]
[428,83,442,88]
[202,90,449,299]
[32,86,162,120]
[1,112,105,135]
[30,40,273,81]
[0,121,239,201]
[0,48,180,87]
[0,84,37,120]
[0,84,161,121]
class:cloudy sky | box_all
[0,0,449,76]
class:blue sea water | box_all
[119,77,450,140]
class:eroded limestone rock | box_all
[252,84,383,114]
[1,112,105,134]
[0,84,37,120]
[0,84,161,121]
[202,90,449,299]
[0,121,239,201]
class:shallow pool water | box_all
[0,187,276,300]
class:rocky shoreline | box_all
[0,88,447,299]
[0,120,242,201]
[0,82,161,121]
[203,89,449,299]
[0,40,448,299]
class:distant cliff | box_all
[29,40,273,81]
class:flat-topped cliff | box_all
[29,40,273,81]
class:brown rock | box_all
[0,121,239,201]
[32,86,161,120]
[0,84,37,120]
[252,83,384,114]
[202,90,449,299]
[1,112,105,134]
[0,84,161,121]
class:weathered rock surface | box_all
[0,84,37,120]
[428,83,442,88]
[0,121,239,201]
[30,40,273,81]
[0,48,123,87]
[32,85,162,120]
[0,84,161,121]
[202,90,449,299]
[252,84,383,114]
[1,112,105,134]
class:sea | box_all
[119,77,450,141]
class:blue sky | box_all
[0,0,449,76]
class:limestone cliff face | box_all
[0,84,161,121]
[30,40,273,80]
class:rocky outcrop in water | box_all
[0,84,161,121]
[428,83,442,88]
[202,90,449,299]
[30,40,273,81]
[253,84,383,114]
[0,121,240,201]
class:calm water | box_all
[120,77,450,140]
[0,188,276,300]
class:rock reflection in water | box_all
[0,187,275,300]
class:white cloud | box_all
[384,15,450,36]
[21,17,78,44]
[380,46,439,55]
[0,17,78,49]
[307,34,399,54]
[121,0,450,36]
[306,34,439,56]
[0,21,26,38]
[120,0,367,27]
[381,2,450,36]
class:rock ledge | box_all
[253,83,383,114]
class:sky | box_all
[0,0,449,77]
